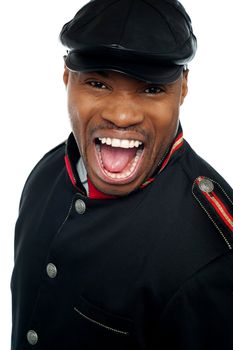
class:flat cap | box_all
[60,0,197,83]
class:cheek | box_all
[146,100,180,160]
[67,94,88,154]
[67,90,90,130]
[67,91,101,155]
[151,100,179,127]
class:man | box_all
[11,0,233,349]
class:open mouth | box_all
[94,136,145,183]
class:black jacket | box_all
[11,131,233,349]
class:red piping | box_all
[64,155,76,186]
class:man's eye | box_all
[144,86,163,94]
[88,81,107,89]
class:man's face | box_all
[63,68,188,196]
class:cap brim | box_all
[65,51,183,84]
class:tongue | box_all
[100,144,137,172]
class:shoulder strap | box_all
[192,176,233,250]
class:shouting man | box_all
[11,0,233,349]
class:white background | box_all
[0,0,232,348]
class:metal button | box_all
[27,330,38,345]
[198,178,214,193]
[46,263,57,278]
[75,199,86,214]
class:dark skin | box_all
[63,68,188,196]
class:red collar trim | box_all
[64,154,77,186]
[140,131,183,188]
[87,178,116,199]
[158,131,184,174]
[87,177,156,199]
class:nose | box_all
[101,94,144,128]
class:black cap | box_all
[60,0,197,83]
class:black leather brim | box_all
[65,51,183,84]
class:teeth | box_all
[120,139,130,148]
[106,138,111,145]
[98,137,142,149]
[100,137,106,144]
[111,138,121,147]
[129,140,135,148]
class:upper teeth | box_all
[98,137,143,148]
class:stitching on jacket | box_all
[56,197,76,237]
[211,179,233,206]
[74,307,129,335]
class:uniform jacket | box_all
[11,127,233,349]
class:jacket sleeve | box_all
[158,250,233,350]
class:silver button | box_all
[198,178,214,193]
[75,199,86,214]
[27,330,38,345]
[46,263,57,278]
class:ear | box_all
[63,66,69,87]
[63,56,69,87]
[180,69,189,105]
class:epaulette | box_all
[192,176,233,250]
